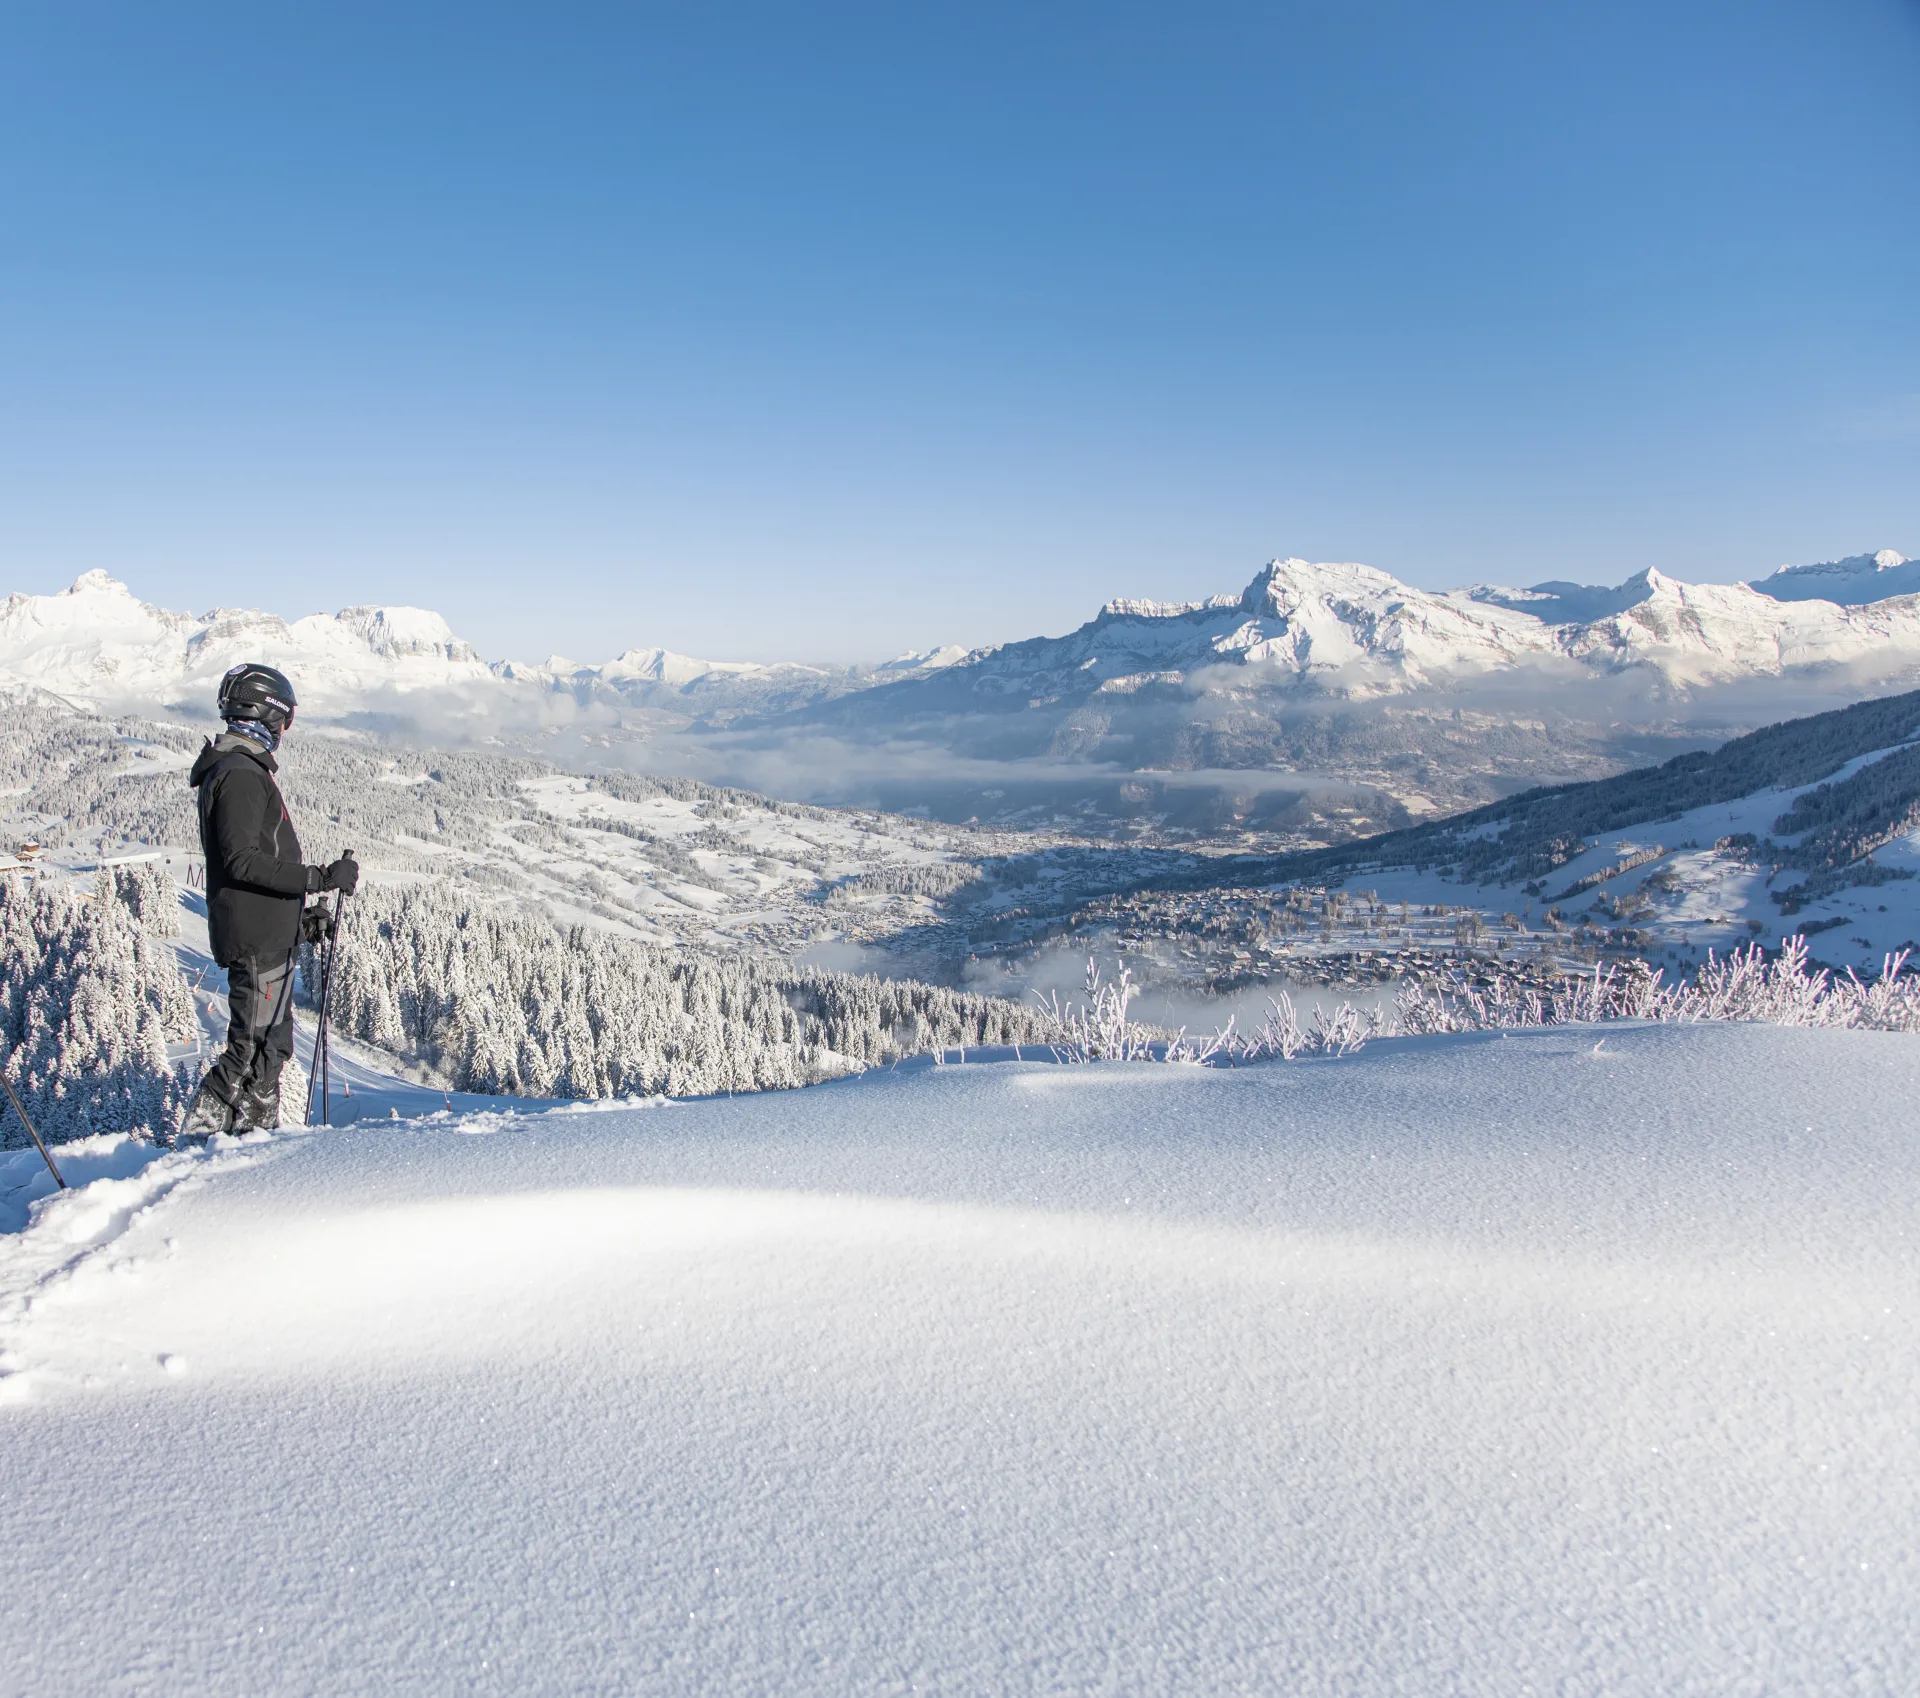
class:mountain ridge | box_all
[788,554,1920,746]
[8,550,1916,720]
[6,552,1918,833]
[0,571,970,726]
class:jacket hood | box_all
[189,732,278,788]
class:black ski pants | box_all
[204,956,296,1109]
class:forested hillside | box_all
[1213,685,1920,891]
[0,865,195,1146]
[307,884,1053,1099]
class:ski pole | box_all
[300,929,322,1128]
[319,899,333,1123]
[305,867,351,1127]
[0,1050,67,1190]
[304,906,334,1125]
[314,922,327,1126]
[323,881,351,1123]
[306,896,337,1126]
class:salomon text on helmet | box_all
[217,663,298,734]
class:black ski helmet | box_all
[217,662,297,734]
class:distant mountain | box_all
[1748,549,1920,606]
[753,553,1920,825]
[4,552,1916,838]
[809,554,1920,730]
[0,572,497,715]
[496,641,970,726]
[0,571,963,730]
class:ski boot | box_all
[174,1077,238,1145]
[236,1080,282,1132]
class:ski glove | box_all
[301,906,334,944]
[310,855,360,896]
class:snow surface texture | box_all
[2,1025,1916,1695]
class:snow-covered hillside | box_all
[1288,685,1920,974]
[1342,754,1920,974]
[963,687,1920,996]
[2,1026,1916,1693]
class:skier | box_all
[179,663,358,1139]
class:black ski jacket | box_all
[189,734,309,967]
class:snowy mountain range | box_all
[794,550,1920,733]
[0,569,968,728]
[8,550,1915,717]
[3,551,1916,828]
[761,549,1920,822]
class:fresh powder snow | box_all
[2,1024,1915,1694]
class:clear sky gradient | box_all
[2,1,1916,664]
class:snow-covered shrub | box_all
[1193,989,1388,1062]
[1035,967,1392,1064]
[0,877,197,1146]
[1037,961,1159,1063]
[1392,938,1919,1037]
[1308,1000,1385,1057]
[1677,937,1920,1029]
[1246,990,1313,1061]
[1043,937,1920,1074]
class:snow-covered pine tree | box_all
[107,860,181,937]
[0,875,198,1146]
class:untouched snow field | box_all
[2,1025,1917,1695]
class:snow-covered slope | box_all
[1328,752,1920,975]
[3,1027,1916,1693]
[1281,685,1920,969]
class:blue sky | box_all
[2,1,1915,664]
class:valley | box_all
[9,676,1919,1032]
